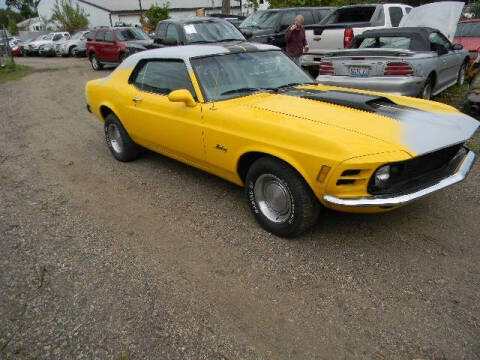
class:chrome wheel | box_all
[91,56,99,70]
[254,174,292,223]
[107,123,123,153]
[422,81,432,100]
[459,65,466,86]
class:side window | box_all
[53,34,62,41]
[388,7,403,27]
[429,32,452,52]
[156,22,167,38]
[280,12,296,28]
[95,30,105,42]
[405,7,411,14]
[299,10,314,25]
[104,31,115,42]
[166,24,179,41]
[86,31,95,41]
[132,60,196,98]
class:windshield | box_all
[240,11,281,29]
[357,36,411,49]
[191,50,314,101]
[455,22,480,37]
[321,6,376,25]
[184,21,245,44]
[42,34,54,41]
[114,28,149,41]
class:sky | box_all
[0,0,6,9]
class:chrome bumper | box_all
[323,150,476,207]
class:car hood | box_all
[243,87,479,156]
[399,1,463,41]
[239,27,273,40]
[125,39,155,48]
[29,40,51,46]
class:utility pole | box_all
[222,0,231,14]
[138,0,144,22]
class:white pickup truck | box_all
[302,3,412,75]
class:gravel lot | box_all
[1,57,479,360]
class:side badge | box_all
[215,144,228,153]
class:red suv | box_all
[86,27,155,70]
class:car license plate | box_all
[349,66,369,77]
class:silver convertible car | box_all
[315,26,469,100]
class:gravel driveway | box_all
[1,57,479,360]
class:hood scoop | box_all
[288,89,397,112]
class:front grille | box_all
[368,144,466,195]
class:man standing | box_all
[285,14,309,66]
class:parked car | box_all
[239,7,335,49]
[302,3,412,73]
[316,27,469,99]
[27,32,70,56]
[86,27,157,70]
[315,3,468,99]
[85,44,478,237]
[56,30,90,56]
[154,17,245,46]
[454,19,480,61]
[11,41,23,56]
[72,41,87,57]
[23,34,49,55]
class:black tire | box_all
[90,53,103,71]
[245,157,320,238]
[104,113,141,162]
[69,46,76,57]
[457,62,467,86]
[119,52,127,63]
[420,75,434,100]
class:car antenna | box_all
[211,70,220,110]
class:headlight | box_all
[373,165,391,188]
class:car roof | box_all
[161,17,229,24]
[356,27,436,51]
[119,42,279,67]
[257,7,335,11]
[460,19,480,23]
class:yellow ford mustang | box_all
[85,43,478,237]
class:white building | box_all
[38,0,248,29]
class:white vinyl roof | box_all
[119,43,279,69]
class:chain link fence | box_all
[0,27,14,69]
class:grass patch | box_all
[434,82,469,110]
[0,60,32,85]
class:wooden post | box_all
[222,0,230,14]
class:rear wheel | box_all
[245,157,320,238]
[69,46,76,57]
[90,54,103,71]
[104,113,141,162]
[420,75,434,100]
[457,62,467,86]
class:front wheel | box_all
[457,62,467,86]
[245,157,320,238]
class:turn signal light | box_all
[316,165,331,183]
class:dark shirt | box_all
[285,25,307,58]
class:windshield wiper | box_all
[189,40,215,44]
[272,81,318,92]
[216,38,244,42]
[221,87,271,95]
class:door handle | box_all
[132,97,143,103]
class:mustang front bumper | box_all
[323,150,476,207]
[316,75,425,97]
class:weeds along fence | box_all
[0,27,14,69]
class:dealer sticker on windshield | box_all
[184,24,197,34]
[349,66,369,77]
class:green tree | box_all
[7,18,19,35]
[6,0,40,19]
[51,0,89,34]
[141,3,170,33]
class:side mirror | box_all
[162,37,178,46]
[453,43,463,51]
[168,89,196,107]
